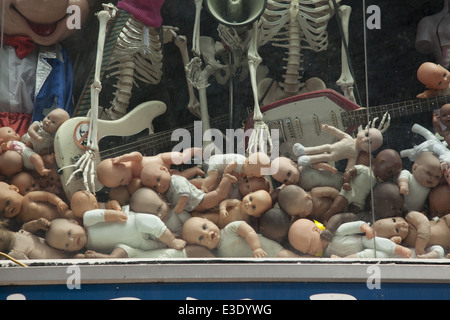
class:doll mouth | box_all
[12,5,69,37]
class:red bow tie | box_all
[2,35,36,59]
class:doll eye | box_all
[252,205,256,210]
[202,224,207,230]
[198,235,204,242]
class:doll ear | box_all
[9,185,20,193]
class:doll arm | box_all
[334,220,369,236]
[432,112,445,136]
[26,191,68,213]
[112,152,143,164]
[174,196,189,214]
[237,221,267,258]
[22,218,51,233]
[105,200,122,211]
[321,124,349,140]
[104,210,128,222]
[161,147,203,165]
[27,122,44,142]
[417,89,439,99]
[405,211,430,256]
[397,170,410,195]
[321,212,356,242]
[219,199,240,217]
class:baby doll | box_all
[201,152,271,192]
[10,172,40,195]
[43,208,186,256]
[0,181,69,223]
[238,176,271,197]
[322,149,403,222]
[288,218,412,258]
[69,190,123,220]
[270,156,301,186]
[398,151,442,212]
[428,184,450,218]
[191,190,273,229]
[293,124,384,173]
[129,187,171,222]
[0,218,69,260]
[96,147,203,189]
[0,150,23,177]
[21,108,70,154]
[140,162,237,214]
[108,186,132,206]
[277,184,339,222]
[373,211,450,258]
[0,126,50,176]
[416,62,450,99]
[181,217,299,258]
[95,244,215,259]
[432,103,450,146]
[259,208,291,244]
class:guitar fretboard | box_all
[341,94,450,127]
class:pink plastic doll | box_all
[192,189,273,229]
[270,156,301,186]
[398,151,442,212]
[201,152,271,192]
[0,126,50,176]
[374,211,450,258]
[416,62,450,99]
[293,124,384,173]
[140,162,237,214]
[181,217,299,258]
[10,172,40,195]
[432,103,450,146]
[21,108,69,154]
[288,218,412,258]
[0,181,69,223]
[96,147,203,189]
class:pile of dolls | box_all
[1,105,450,261]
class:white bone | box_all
[336,5,355,102]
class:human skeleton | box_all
[189,0,355,155]
[65,0,356,193]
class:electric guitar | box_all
[245,89,448,159]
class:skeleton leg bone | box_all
[336,5,355,103]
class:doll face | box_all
[1,0,90,46]
[0,182,23,218]
[238,177,269,196]
[412,154,442,188]
[0,127,20,142]
[11,172,39,195]
[418,63,450,90]
[356,128,383,152]
[241,190,272,217]
[439,104,450,127]
[372,149,402,183]
[140,165,171,193]
[182,217,221,250]
[373,217,409,240]
[97,159,133,188]
[43,109,69,134]
[46,218,87,252]
[271,157,300,185]
[288,219,323,256]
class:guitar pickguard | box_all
[54,100,167,200]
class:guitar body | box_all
[245,89,361,159]
[54,100,167,199]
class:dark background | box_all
[63,0,447,169]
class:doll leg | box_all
[201,170,220,192]
[322,195,349,223]
[196,173,237,211]
[83,248,129,259]
[29,153,51,176]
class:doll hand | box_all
[342,182,352,191]
[360,224,374,239]
[104,210,128,223]
[399,185,409,195]
[390,236,402,244]
[37,218,51,231]
[320,229,333,242]
[57,202,69,214]
[173,203,185,214]
[252,248,267,258]
[220,208,229,218]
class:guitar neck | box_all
[341,94,450,127]
[99,109,249,160]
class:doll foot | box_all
[297,155,311,167]
[293,143,306,156]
